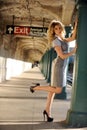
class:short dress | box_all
[52,36,68,87]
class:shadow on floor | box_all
[0,121,86,130]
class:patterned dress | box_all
[52,36,68,87]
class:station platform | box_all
[0,67,86,130]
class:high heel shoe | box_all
[43,110,53,122]
[30,86,36,93]
[36,83,40,86]
[30,83,40,93]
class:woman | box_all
[30,19,77,122]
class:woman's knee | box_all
[57,87,62,93]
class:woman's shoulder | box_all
[52,37,62,47]
[53,36,60,42]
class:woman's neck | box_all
[56,34,64,41]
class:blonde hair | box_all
[47,20,65,44]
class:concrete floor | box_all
[0,67,86,130]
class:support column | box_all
[0,57,6,82]
[46,48,52,83]
[47,48,57,83]
[66,2,87,127]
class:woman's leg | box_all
[45,92,55,116]
[30,85,62,120]
[33,85,62,94]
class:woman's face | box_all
[54,24,63,36]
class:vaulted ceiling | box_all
[0,0,76,63]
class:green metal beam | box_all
[75,0,87,5]
[66,2,87,128]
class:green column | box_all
[66,2,87,127]
[43,52,48,78]
[47,48,57,83]
[46,49,52,83]
[45,51,50,80]
[41,51,49,79]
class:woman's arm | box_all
[64,19,78,42]
[54,45,77,59]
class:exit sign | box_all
[6,25,30,35]
[14,26,30,35]
[6,25,47,36]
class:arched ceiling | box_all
[0,0,76,63]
